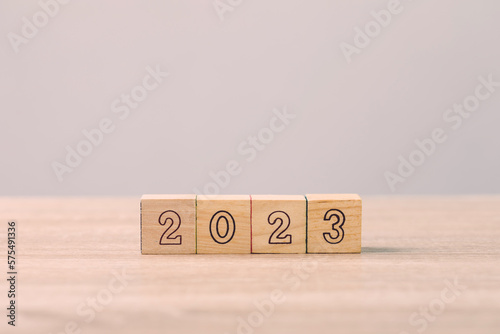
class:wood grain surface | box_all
[1,196,499,334]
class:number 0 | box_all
[210,211,236,244]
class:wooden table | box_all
[1,196,499,334]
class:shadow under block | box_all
[251,195,306,254]
[196,195,251,254]
[305,194,362,253]
[141,194,196,254]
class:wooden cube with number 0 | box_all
[141,194,196,254]
[251,195,306,253]
[306,194,361,253]
[196,195,251,254]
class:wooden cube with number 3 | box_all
[197,195,251,254]
[251,195,306,254]
[306,194,361,253]
[141,194,196,254]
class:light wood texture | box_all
[196,195,251,254]
[1,196,499,334]
[251,195,306,254]
[141,194,196,254]
[306,194,362,253]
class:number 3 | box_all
[323,209,345,244]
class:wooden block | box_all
[141,194,196,254]
[196,195,251,254]
[305,194,361,253]
[251,195,306,253]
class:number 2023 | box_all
[157,208,346,246]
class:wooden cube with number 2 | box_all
[251,195,306,253]
[141,194,196,254]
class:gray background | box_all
[1,0,499,196]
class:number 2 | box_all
[158,210,182,245]
[268,211,292,244]
[323,209,345,244]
